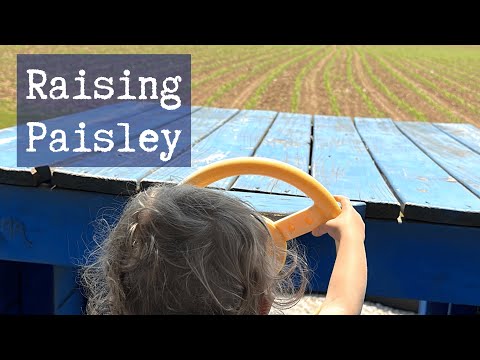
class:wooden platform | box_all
[1,103,480,314]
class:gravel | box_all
[269,294,416,315]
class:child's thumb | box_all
[312,223,329,237]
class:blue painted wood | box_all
[3,179,480,312]
[0,125,49,186]
[433,122,480,155]
[50,104,199,170]
[0,101,157,187]
[396,121,480,199]
[54,266,85,315]
[3,106,480,313]
[189,107,239,144]
[0,260,21,314]
[226,190,313,219]
[0,126,17,138]
[0,181,366,269]
[225,190,366,220]
[302,218,480,306]
[418,301,477,315]
[417,301,427,315]
[355,118,480,226]
[20,262,54,314]
[1,262,84,314]
[418,301,449,315]
[231,112,312,196]
[0,127,18,164]
[41,100,157,128]
[1,102,191,151]
[0,147,16,166]
[54,105,200,167]
[0,184,129,266]
[52,166,140,195]
[22,101,158,157]
[0,127,16,145]
[50,107,238,195]
[311,116,400,219]
[142,109,278,190]
[0,182,366,315]
[0,166,49,187]
[18,101,158,162]
[448,304,478,315]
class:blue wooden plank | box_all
[433,122,480,155]
[33,100,157,131]
[0,129,24,171]
[0,183,365,269]
[142,109,278,190]
[50,107,238,195]
[0,102,180,149]
[7,104,186,166]
[5,262,85,314]
[51,104,197,167]
[0,165,50,187]
[189,107,239,143]
[0,101,157,187]
[311,116,400,219]
[355,118,480,226]
[231,112,312,196]
[0,127,16,144]
[225,190,366,220]
[418,301,478,315]
[418,301,449,315]
[0,127,22,167]
[54,266,85,315]
[448,304,478,315]
[0,260,21,314]
[1,140,49,184]
[51,106,201,193]
[0,182,364,316]
[15,101,157,163]
[52,166,146,195]
[0,127,17,138]
[0,184,129,266]
[396,121,480,199]
[302,218,480,306]
[0,126,49,186]
[3,179,480,311]
[0,148,16,167]
[20,262,54,314]
[51,104,197,182]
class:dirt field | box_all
[1,45,479,128]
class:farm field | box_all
[0,45,479,128]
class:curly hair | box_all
[81,184,309,314]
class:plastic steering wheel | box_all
[179,157,341,270]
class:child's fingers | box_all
[333,195,351,210]
[312,223,328,237]
[313,195,351,236]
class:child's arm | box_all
[312,195,367,315]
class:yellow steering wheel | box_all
[179,157,341,270]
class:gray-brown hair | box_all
[81,184,309,314]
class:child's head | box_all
[82,184,309,314]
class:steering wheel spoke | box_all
[274,205,329,240]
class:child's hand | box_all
[311,195,367,315]
[311,195,365,249]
